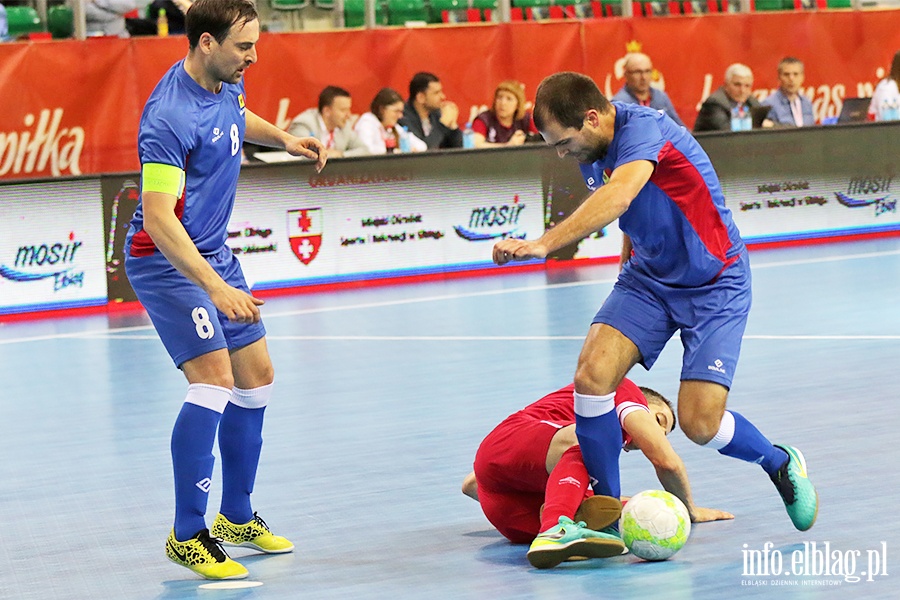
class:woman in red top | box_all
[472,80,539,148]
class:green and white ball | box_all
[621,490,691,561]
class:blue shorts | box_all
[125,246,266,368]
[592,252,751,388]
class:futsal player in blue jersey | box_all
[125,0,327,580]
[493,72,818,553]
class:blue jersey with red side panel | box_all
[127,60,247,257]
[580,102,744,287]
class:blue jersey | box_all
[129,60,247,256]
[581,102,744,287]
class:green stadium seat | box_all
[271,0,310,8]
[513,0,551,19]
[825,0,851,6]
[470,0,498,20]
[753,0,784,9]
[47,5,74,39]
[344,0,386,26]
[386,0,429,24]
[430,0,465,23]
[6,6,43,38]
[601,0,623,16]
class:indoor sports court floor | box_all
[2,237,899,600]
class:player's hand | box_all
[286,136,328,172]
[492,238,548,265]
[690,506,734,523]
[209,285,265,324]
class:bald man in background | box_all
[612,53,685,127]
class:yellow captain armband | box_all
[141,163,186,197]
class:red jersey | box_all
[514,378,649,447]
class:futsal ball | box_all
[621,490,691,561]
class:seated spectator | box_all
[694,63,763,133]
[762,57,815,127]
[0,4,8,41]
[125,0,192,35]
[288,86,370,158]
[611,53,685,127]
[399,72,463,150]
[85,0,141,37]
[471,80,539,148]
[355,88,427,154]
[868,50,900,122]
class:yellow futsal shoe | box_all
[165,529,249,580]
[211,512,295,554]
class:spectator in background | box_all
[612,53,685,127]
[126,0,192,35]
[399,72,463,150]
[472,80,539,148]
[354,88,427,154]
[694,63,763,133]
[288,86,370,158]
[868,50,900,122]
[762,57,815,127]
[86,0,141,37]
[0,4,8,41]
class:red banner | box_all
[1,10,898,180]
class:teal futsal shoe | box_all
[770,444,819,531]
[526,516,626,569]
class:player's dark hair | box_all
[534,72,610,131]
[185,0,257,50]
[777,56,804,74]
[370,88,404,121]
[640,386,676,432]
[409,72,440,102]
[318,86,352,112]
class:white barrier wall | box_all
[1,122,898,317]
[0,179,106,315]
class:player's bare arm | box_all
[624,409,734,523]
[619,233,633,271]
[461,471,479,501]
[141,189,263,323]
[244,109,328,172]
[492,160,654,265]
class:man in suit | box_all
[762,57,816,127]
[288,86,370,158]
[694,63,763,133]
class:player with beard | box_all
[491,72,818,555]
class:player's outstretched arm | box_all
[624,409,730,523]
[461,471,479,501]
[244,109,327,172]
[142,190,263,324]
[492,160,653,266]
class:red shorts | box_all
[473,413,574,543]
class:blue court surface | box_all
[1,237,898,599]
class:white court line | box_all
[1,248,898,346]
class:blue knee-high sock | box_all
[708,410,788,476]
[171,384,231,541]
[218,402,265,524]
[574,391,622,501]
